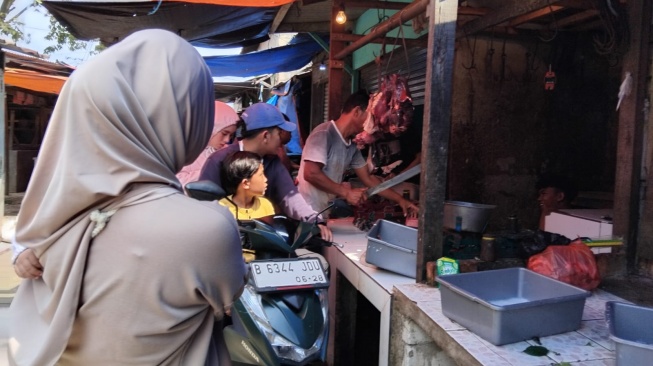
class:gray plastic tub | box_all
[366,219,417,278]
[606,301,653,366]
[436,267,590,345]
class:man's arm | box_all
[353,165,418,215]
[265,159,333,241]
[267,158,322,220]
[304,160,366,206]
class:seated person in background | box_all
[177,101,238,186]
[219,150,274,220]
[536,173,578,230]
[297,90,418,216]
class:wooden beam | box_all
[558,0,596,9]
[276,21,331,33]
[333,0,429,60]
[347,0,413,10]
[417,0,458,282]
[553,9,599,28]
[461,0,563,37]
[614,0,651,271]
[270,3,293,34]
[331,32,428,48]
[506,5,564,27]
[458,6,491,16]
[327,0,350,121]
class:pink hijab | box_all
[177,101,238,186]
[212,101,239,135]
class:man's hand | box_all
[14,248,43,279]
[317,224,333,242]
[399,199,419,217]
[344,187,367,206]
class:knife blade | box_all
[365,163,421,198]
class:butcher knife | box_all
[365,163,421,198]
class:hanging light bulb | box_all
[335,4,347,25]
[319,62,327,71]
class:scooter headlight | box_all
[238,285,329,363]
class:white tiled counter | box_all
[393,283,622,366]
[325,218,415,366]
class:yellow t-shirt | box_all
[218,195,275,220]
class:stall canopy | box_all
[205,35,324,78]
[42,0,293,48]
[5,68,68,95]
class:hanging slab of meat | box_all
[354,74,414,148]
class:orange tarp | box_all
[5,68,69,95]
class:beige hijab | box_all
[10,29,214,365]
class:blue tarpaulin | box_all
[268,80,303,155]
[204,38,323,78]
[43,1,279,48]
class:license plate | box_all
[249,258,329,292]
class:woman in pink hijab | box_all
[8,29,246,366]
[177,101,239,186]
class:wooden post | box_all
[0,51,5,208]
[416,0,457,282]
[614,0,651,271]
[327,0,348,121]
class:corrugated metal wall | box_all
[359,47,427,106]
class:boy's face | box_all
[247,164,267,197]
[538,187,565,216]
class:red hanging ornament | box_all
[544,64,556,91]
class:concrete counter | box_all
[325,218,623,366]
[392,283,620,365]
[325,218,414,366]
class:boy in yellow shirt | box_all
[219,150,329,269]
[219,151,275,220]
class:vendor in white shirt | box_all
[297,90,418,217]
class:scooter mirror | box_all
[185,180,228,201]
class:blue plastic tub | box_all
[606,301,653,366]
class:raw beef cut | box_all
[354,74,414,148]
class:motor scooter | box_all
[186,180,332,366]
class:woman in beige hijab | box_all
[177,101,239,187]
[8,29,246,365]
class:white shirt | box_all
[297,121,366,211]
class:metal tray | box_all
[366,219,417,278]
[437,267,590,345]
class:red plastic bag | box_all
[527,240,600,290]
